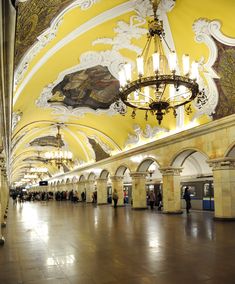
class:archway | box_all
[137,158,162,210]
[172,149,212,211]
[115,165,131,205]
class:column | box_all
[208,158,235,220]
[78,180,85,200]
[159,167,183,214]
[0,168,7,227]
[96,178,108,205]
[110,176,124,206]
[0,202,4,245]
[86,180,94,203]
[0,166,4,239]
[131,172,148,209]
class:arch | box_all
[79,175,85,181]
[115,164,130,176]
[171,148,209,167]
[88,172,96,180]
[100,169,109,179]
[224,142,235,158]
[66,178,70,184]
[171,148,211,177]
[72,176,78,183]
[137,158,160,172]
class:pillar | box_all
[78,180,85,200]
[110,176,124,206]
[0,168,7,227]
[131,172,148,209]
[159,167,183,214]
[208,158,235,220]
[86,180,95,203]
[96,178,108,205]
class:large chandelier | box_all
[117,0,207,124]
[44,125,73,169]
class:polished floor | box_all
[1,201,235,284]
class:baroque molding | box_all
[192,19,235,118]
[87,135,112,155]
[124,124,169,148]
[12,110,23,131]
[14,0,99,89]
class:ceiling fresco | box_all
[49,65,120,110]
[212,40,235,120]
[15,0,73,65]
[11,0,235,185]
[29,135,65,148]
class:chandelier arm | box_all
[141,35,152,58]
[162,36,174,53]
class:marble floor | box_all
[1,201,235,284]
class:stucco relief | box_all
[124,124,169,148]
[12,111,23,131]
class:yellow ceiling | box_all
[11,0,235,184]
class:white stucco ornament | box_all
[124,124,168,148]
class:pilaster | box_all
[130,172,148,209]
[208,158,235,221]
[159,167,183,214]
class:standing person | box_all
[112,188,119,208]
[183,187,191,214]
[149,190,155,210]
[157,191,162,211]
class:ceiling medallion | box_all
[116,0,207,124]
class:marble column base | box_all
[97,203,108,205]
[214,216,235,221]
[113,205,125,208]
[0,236,5,245]
[1,222,6,228]
[163,210,183,214]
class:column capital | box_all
[208,158,235,170]
[159,167,183,176]
[110,175,123,182]
[130,172,148,178]
[96,177,108,182]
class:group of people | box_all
[148,191,163,210]
[11,187,192,213]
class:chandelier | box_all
[117,0,207,124]
[44,125,73,169]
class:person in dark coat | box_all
[112,189,119,208]
[183,187,191,214]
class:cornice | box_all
[52,114,235,180]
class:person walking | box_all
[112,188,119,208]
[183,187,191,214]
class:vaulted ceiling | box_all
[11,0,235,185]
